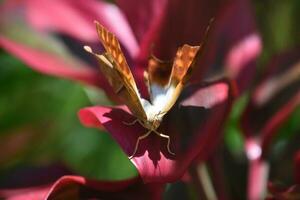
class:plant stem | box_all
[247,158,269,200]
[197,163,218,200]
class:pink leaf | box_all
[24,0,139,57]
[0,36,102,87]
[0,186,50,200]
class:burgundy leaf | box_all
[261,92,300,156]
[0,164,71,200]
[45,176,162,200]
[205,0,261,92]
[78,80,234,183]
[0,176,163,200]
[116,0,168,44]
[267,182,300,200]
[242,48,300,144]
[0,164,71,189]
[138,0,223,63]
[136,0,260,94]
[240,49,300,199]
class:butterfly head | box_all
[142,118,160,131]
[142,110,166,130]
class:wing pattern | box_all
[85,22,147,121]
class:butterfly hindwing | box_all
[170,44,200,85]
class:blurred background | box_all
[0,0,299,199]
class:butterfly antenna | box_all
[202,18,215,45]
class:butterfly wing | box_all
[161,44,201,113]
[84,22,147,121]
[149,19,213,116]
[144,55,173,102]
[145,44,201,121]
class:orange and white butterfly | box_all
[84,20,212,158]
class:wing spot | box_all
[112,37,117,47]
[102,29,106,41]
[175,59,183,67]
[118,54,124,64]
[111,49,117,58]
[188,51,196,58]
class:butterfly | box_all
[84,20,212,158]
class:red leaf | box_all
[78,80,234,183]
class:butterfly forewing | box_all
[157,20,214,115]
[90,22,147,121]
[153,45,200,114]
[170,45,200,85]
[95,22,137,89]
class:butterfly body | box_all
[84,20,212,158]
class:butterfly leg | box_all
[122,118,139,126]
[129,130,152,159]
[153,130,175,156]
